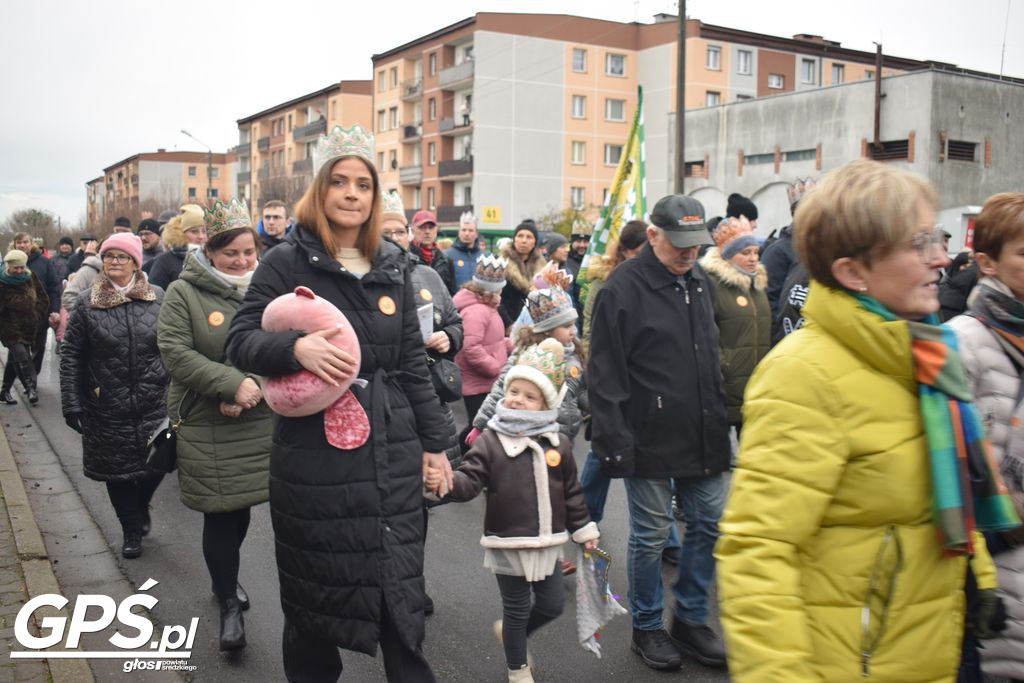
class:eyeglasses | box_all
[907,227,947,265]
[101,253,133,264]
[382,229,408,239]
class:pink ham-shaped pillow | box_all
[261,286,362,417]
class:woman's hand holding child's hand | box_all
[424,465,446,496]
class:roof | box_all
[102,151,229,173]
[236,83,340,124]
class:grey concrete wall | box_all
[637,42,674,206]
[138,161,182,205]
[472,30,564,229]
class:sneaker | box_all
[669,620,726,668]
[631,628,682,670]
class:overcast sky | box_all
[1,0,1020,228]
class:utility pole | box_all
[674,0,686,193]
[872,43,882,153]
[181,129,214,203]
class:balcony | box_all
[400,80,422,101]
[437,205,473,223]
[438,157,473,179]
[439,60,474,88]
[403,124,422,142]
[257,137,270,151]
[439,117,473,137]
[399,165,423,185]
[233,143,250,156]
[293,158,313,175]
[237,171,251,183]
[293,118,326,142]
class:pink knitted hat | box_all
[99,233,144,267]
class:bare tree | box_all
[0,208,71,250]
[258,173,309,213]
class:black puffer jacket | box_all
[147,248,186,290]
[225,226,447,656]
[588,243,729,479]
[761,225,796,316]
[26,249,61,314]
[59,274,167,482]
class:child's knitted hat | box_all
[713,216,759,260]
[472,254,508,292]
[526,287,577,333]
[504,339,567,409]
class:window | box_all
[768,73,784,89]
[706,45,721,70]
[208,188,218,199]
[572,48,587,73]
[605,53,625,77]
[462,185,472,205]
[429,53,437,76]
[390,67,398,88]
[389,149,398,169]
[412,187,421,209]
[802,59,816,84]
[428,142,436,165]
[571,141,585,164]
[831,63,844,84]
[869,139,909,161]
[571,95,586,118]
[377,110,386,131]
[211,167,219,178]
[427,187,435,209]
[865,69,875,80]
[736,94,754,101]
[570,187,585,209]
[684,161,706,178]
[428,98,436,120]
[705,91,721,106]
[947,140,978,162]
[188,166,197,177]
[287,114,293,132]
[377,152,385,169]
[605,98,625,121]
[332,101,337,120]
[604,144,623,166]
[737,49,752,75]
[188,187,196,199]
[784,148,816,162]
[463,45,474,62]
[744,152,775,165]
[378,71,386,91]
[389,107,399,129]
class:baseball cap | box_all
[649,195,712,249]
[411,210,437,228]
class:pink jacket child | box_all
[454,254,511,396]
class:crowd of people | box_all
[1,123,1022,683]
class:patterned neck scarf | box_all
[853,292,1020,554]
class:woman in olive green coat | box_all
[156,199,270,652]
[698,216,771,432]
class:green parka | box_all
[157,253,270,513]
[699,247,771,424]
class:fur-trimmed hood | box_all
[585,252,615,284]
[699,246,768,291]
[89,272,158,309]
[499,241,546,293]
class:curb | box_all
[0,419,95,683]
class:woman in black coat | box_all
[225,126,450,683]
[59,234,166,560]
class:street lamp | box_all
[181,129,213,203]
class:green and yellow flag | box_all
[578,85,646,290]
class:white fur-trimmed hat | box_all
[504,339,567,409]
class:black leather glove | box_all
[974,588,1008,639]
[64,413,83,434]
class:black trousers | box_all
[203,508,251,599]
[463,393,487,428]
[31,317,48,374]
[495,565,565,669]
[105,475,163,533]
[1,342,33,390]
[282,602,435,683]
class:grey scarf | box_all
[487,401,559,437]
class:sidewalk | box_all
[0,403,92,683]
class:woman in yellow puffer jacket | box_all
[716,160,1018,682]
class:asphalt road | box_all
[13,341,731,682]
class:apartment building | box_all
[235,81,372,216]
[86,150,235,229]
[370,12,928,229]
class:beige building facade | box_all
[235,80,372,217]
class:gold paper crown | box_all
[787,177,817,207]
[313,124,375,174]
[204,198,251,238]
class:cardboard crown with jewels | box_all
[204,198,252,238]
[472,254,509,292]
[313,124,375,174]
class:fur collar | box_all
[699,247,768,291]
[500,242,546,293]
[90,272,158,309]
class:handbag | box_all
[426,355,462,403]
[146,391,192,473]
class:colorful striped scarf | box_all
[854,293,1021,554]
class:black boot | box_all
[669,620,726,668]
[13,358,37,404]
[219,597,246,651]
[631,628,683,670]
[236,583,250,611]
[141,508,151,537]
[122,530,142,559]
[0,388,15,405]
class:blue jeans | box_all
[623,473,726,630]
[580,451,680,549]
